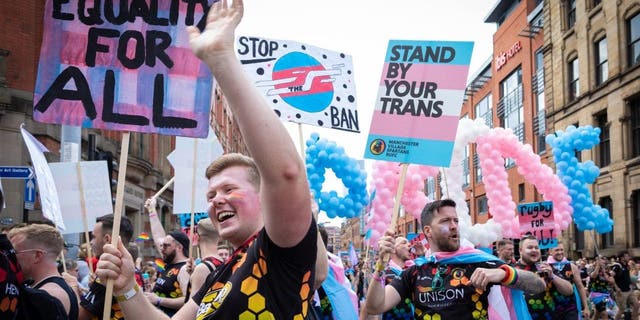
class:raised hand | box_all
[186,0,244,66]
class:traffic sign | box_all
[0,166,34,179]
[24,177,36,210]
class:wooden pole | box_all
[152,177,175,200]
[188,139,198,260]
[297,123,305,156]
[103,132,130,320]
[76,162,94,274]
[382,163,409,262]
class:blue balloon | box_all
[305,133,369,219]
[550,125,612,233]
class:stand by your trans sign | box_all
[364,40,473,166]
[33,0,214,138]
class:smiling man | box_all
[366,199,546,320]
[94,0,325,319]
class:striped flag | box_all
[348,242,358,266]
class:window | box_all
[426,177,436,201]
[463,144,470,187]
[599,197,614,248]
[595,37,608,86]
[592,0,601,7]
[477,196,488,215]
[474,94,492,127]
[568,57,579,101]
[407,221,414,233]
[499,68,523,166]
[474,154,483,183]
[631,97,640,158]
[595,112,610,167]
[629,12,640,67]
[634,190,640,247]
[518,183,525,202]
[573,122,582,161]
[534,50,546,154]
[567,0,576,29]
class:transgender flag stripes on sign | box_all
[364,40,473,167]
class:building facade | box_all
[545,0,640,258]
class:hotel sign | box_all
[495,41,522,70]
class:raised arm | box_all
[365,231,402,314]
[145,197,166,254]
[187,0,310,248]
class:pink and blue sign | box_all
[364,40,473,166]
[33,0,214,138]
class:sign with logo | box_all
[236,36,359,132]
[24,177,36,210]
[364,40,473,166]
[518,201,557,249]
[0,166,34,179]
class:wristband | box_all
[115,284,140,302]
[499,264,518,286]
[155,297,162,307]
[372,273,385,286]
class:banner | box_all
[364,40,473,166]
[20,125,65,230]
[33,0,214,138]
[236,36,359,132]
[518,201,557,249]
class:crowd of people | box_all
[3,0,640,319]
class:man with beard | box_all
[496,239,515,265]
[94,1,327,318]
[547,243,590,320]
[366,199,546,319]
[144,231,190,316]
[79,214,133,320]
[589,256,617,320]
[515,235,573,319]
[610,251,639,320]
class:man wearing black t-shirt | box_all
[366,199,547,320]
[79,214,133,320]
[514,235,573,320]
[611,251,639,320]
[95,1,326,319]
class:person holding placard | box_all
[366,199,547,320]
[94,0,325,319]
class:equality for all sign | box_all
[33,0,214,138]
[364,40,473,167]
[236,36,359,133]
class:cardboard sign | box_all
[49,161,113,234]
[236,36,359,132]
[364,40,473,166]
[518,201,557,249]
[33,0,214,138]
[167,128,223,214]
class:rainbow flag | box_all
[155,258,166,272]
[136,232,150,242]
